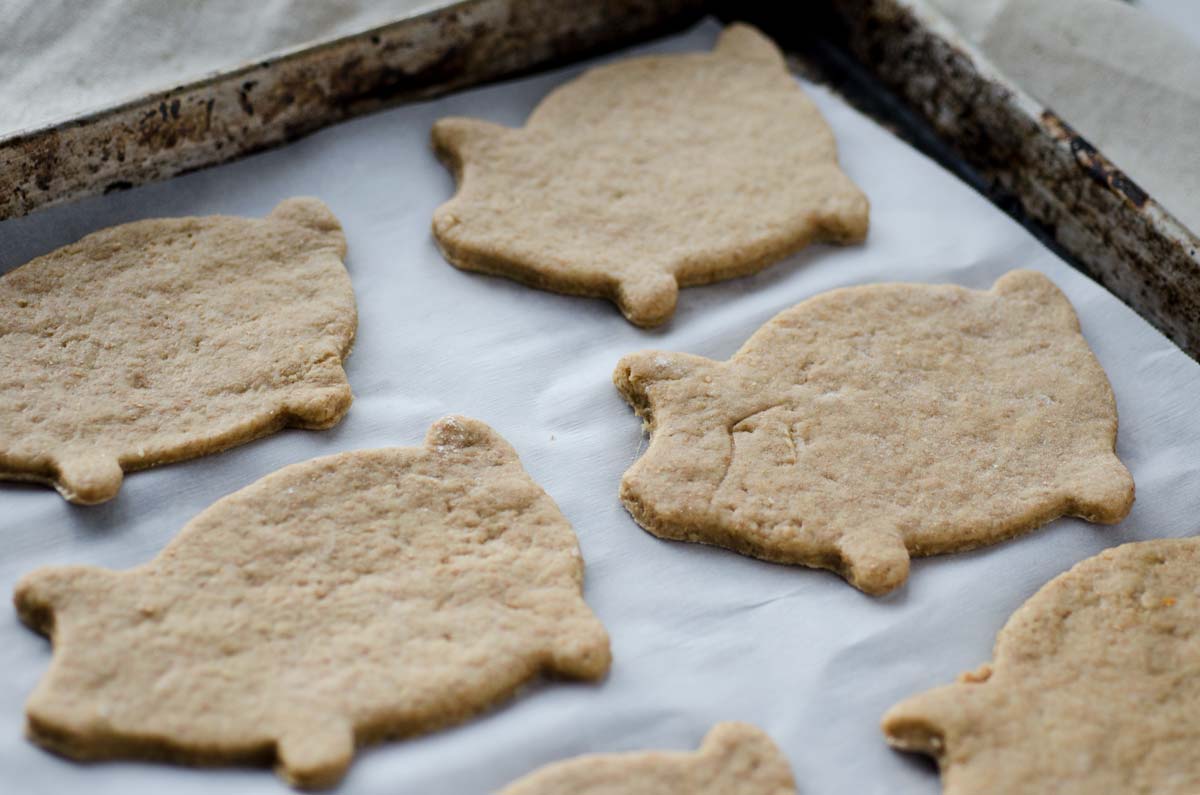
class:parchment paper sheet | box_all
[2,20,1199,795]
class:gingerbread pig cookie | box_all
[615,270,1133,594]
[883,537,1200,794]
[0,197,355,504]
[432,24,868,327]
[500,723,797,795]
[15,416,611,789]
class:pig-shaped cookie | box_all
[15,416,611,789]
[0,197,356,504]
[615,270,1133,594]
[500,723,797,794]
[883,537,1200,794]
[432,24,868,327]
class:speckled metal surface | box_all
[0,0,704,221]
[790,0,1200,358]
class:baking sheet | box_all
[2,19,1199,795]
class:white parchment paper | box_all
[2,20,1199,795]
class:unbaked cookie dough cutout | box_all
[614,270,1133,595]
[500,723,797,795]
[883,537,1200,794]
[431,24,869,327]
[15,416,611,789]
[0,198,356,504]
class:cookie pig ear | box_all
[992,269,1079,329]
[992,269,1058,298]
[697,723,796,790]
[269,197,347,259]
[698,722,777,762]
[431,118,511,168]
[54,452,124,505]
[426,415,519,463]
[715,24,786,69]
[269,197,343,236]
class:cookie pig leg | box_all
[545,612,612,682]
[615,272,679,328]
[882,678,987,759]
[276,718,355,790]
[1066,456,1135,524]
[285,385,353,430]
[816,187,870,244]
[835,529,910,595]
[54,452,124,505]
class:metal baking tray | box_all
[3,0,1197,357]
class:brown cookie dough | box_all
[614,270,1133,594]
[431,24,868,327]
[500,723,797,794]
[883,537,1200,794]
[0,197,356,504]
[15,416,611,789]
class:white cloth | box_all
[2,20,1198,795]
[927,0,1200,234]
[0,0,438,135]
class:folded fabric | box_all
[929,0,1200,235]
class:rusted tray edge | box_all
[0,0,704,222]
[802,0,1200,357]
